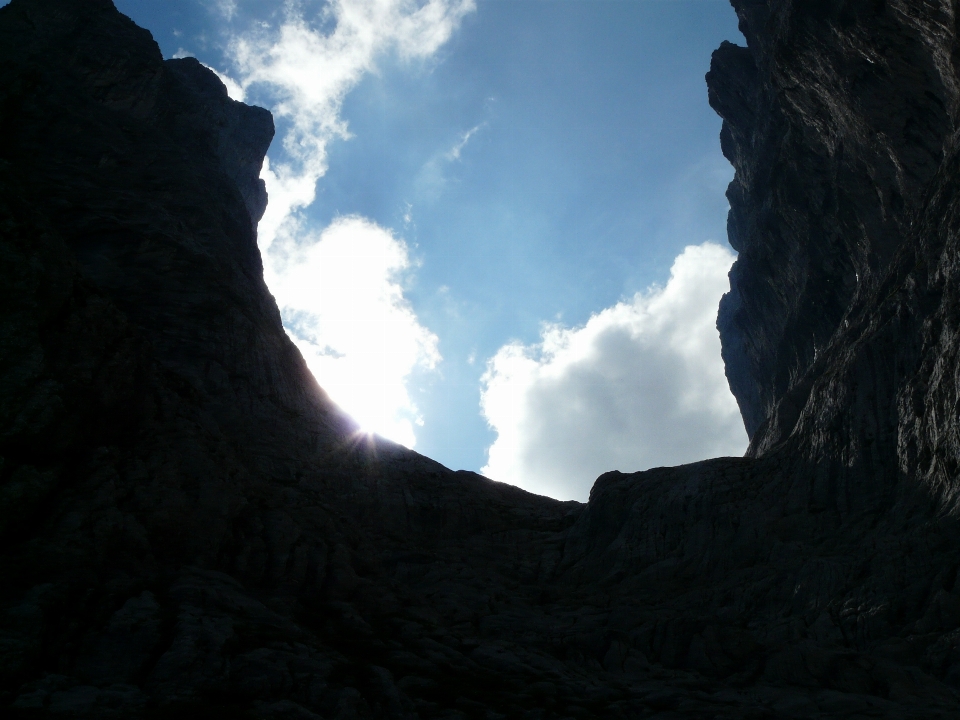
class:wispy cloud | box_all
[214,0,238,21]
[445,123,485,161]
[230,0,476,248]
[415,121,485,201]
[215,0,475,446]
[480,242,747,501]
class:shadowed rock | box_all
[2,0,960,718]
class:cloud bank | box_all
[219,0,474,446]
[480,242,747,501]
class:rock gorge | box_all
[2,0,960,717]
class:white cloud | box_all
[480,242,747,501]
[230,0,476,249]
[218,0,474,447]
[214,0,238,21]
[270,216,439,447]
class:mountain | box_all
[1,0,959,717]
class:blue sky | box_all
[73,0,746,499]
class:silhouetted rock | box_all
[709,0,956,443]
[2,0,960,718]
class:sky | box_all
[39,0,749,500]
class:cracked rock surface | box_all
[2,0,960,718]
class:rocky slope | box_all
[2,0,960,718]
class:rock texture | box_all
[710,0,959,442]
[3,0,960,718]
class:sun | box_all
[268,217,440,451]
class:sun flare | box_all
[267,216,440,449]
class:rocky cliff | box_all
[2,0,960,718]
[710,0,960,445]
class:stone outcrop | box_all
[2,0,960,718]
[710,0,959,443]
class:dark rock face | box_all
[709,0,958,442]
[3,0,960,718]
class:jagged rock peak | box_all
[0,0,273,226]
